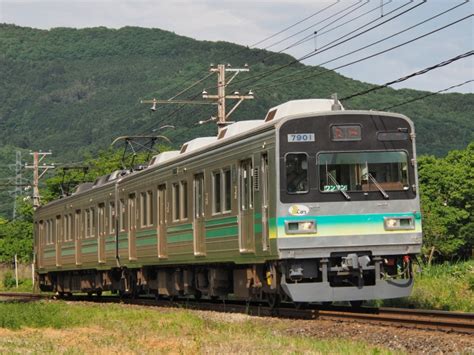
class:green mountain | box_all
[0,24,472,216]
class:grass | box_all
[377,260,474,312]
[0,301,393,354]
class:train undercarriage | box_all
[38,254,414,305]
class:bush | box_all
[2,271,17,289]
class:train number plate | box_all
[288,133,315,142]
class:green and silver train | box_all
[34,98,422,304]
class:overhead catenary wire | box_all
[261,0,394,63]
[381,79,474,110]
[256,14,473,90]
[261,0,369,51]
[213,0,426,92]
[143,1,419,133]
[253,0,469,89]
[248,0,341,48]
[341,51,474,101]
[219,0,341,63]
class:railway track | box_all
[1,292,473,334]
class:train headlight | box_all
[384,216,415,230]
[285,220,316,234]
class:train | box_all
[34,97,422,305]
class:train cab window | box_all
[109,202,116,234]
[318,151,409,193]
[285,153,309,194]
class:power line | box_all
[248,0,341,48]
[261,0,393,62]
[258,14,472,90]
[253,1,469,89]
[214,0,425,91]
[341,51,474,101]
[381,79,474,110]
[261,0,369,51]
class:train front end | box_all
[274,101,422,303]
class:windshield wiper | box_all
[367,173,389,199]
[327,172,351,201]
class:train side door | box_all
[75,210,82,265]
[157,184,168,258]
[128,194,137,260]
[193,173,206,256]
[261,153,270,252]
[239,159,255,253]
[98,204,106,263]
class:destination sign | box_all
[331,125,362,141]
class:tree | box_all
[418,143,473,259]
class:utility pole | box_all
[202,64,254,133]
[141,64,254,133]
[12,151,22,219]
[25,151,55,209]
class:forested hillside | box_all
[0,24,472,217]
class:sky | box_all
[1,0,473,93]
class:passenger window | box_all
[147,191,154,225]
[223,168,232,212]
[212,171,222,214]
[141,192,148,227]
[109,202,116,234]
[212,168,232,214]
[172,183,180,221]
[180,182,188,220]
[286,153,308,194]
[172,181,188,221]
[119,199,126,231]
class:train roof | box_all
[39,98,412,211]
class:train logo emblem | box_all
[288,204,309,216]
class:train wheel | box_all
[266,293,280,309]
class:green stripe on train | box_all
[136,236,157,247]
[168,233,193,243]
[205,226,238,238]
[205,216,237,227]
[136,229,157,238]
[82,246,97,254]
[167,224,193,233]
[44,250,55,258]
[61,249,75,256]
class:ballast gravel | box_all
[194,309,474,354]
